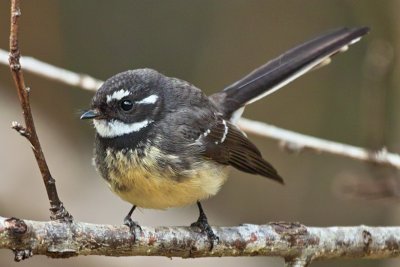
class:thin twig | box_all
[238,118,400,169]
[7,0,72,221]
[0,49,102,91]
[1,217,400,262]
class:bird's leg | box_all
[190,201,219,249]
[123,205,142,240]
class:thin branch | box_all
[0,49,103,91]
[1,48,399,170]
[238,118,400,169]
[7,0,72,221]
[1,217,400,263]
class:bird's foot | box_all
[123,215,142,242]
[191,215,219,250]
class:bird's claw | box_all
[123,216,142,242]
[191,218,219,250]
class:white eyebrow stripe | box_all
[106,89,131,103]
[136,94,158,104]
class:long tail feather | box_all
[210,27,370,118]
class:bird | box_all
[81,27,369,244]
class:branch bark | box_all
[1,217,400,263]
[7,0,72,221]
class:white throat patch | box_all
[106,89,131,103]
[94,119,153,138]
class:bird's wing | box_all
[196,117,283,183]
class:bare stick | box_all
[238,118,400,169]
[0,49,102,91]
[1,48,399,170]
[8,0,72,221]
[1,217,400,263]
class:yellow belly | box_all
[103,148,228,209]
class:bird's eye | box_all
[120,99,133,111]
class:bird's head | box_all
[81,69,163,138]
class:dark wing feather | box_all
[200,118,283,183]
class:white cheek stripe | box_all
[94,119,153,138]
[136,94,158,104]
[106,89,131,103]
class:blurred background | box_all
[1,1,400,266]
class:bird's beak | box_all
[80,109,100,120]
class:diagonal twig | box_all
[238,118,400,169]
[8,0,72,222]
[0,49,103,91]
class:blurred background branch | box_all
[0,49,102,91]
